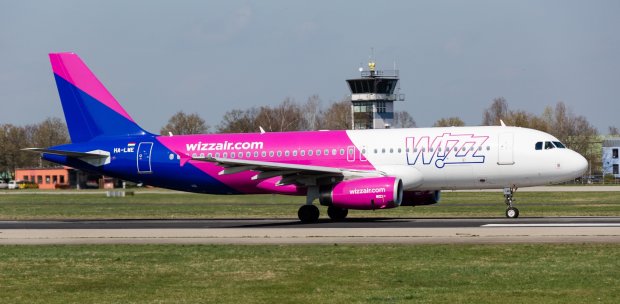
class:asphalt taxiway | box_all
[1,217,619,245]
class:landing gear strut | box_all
[298,187,320,223]
[503,186,519,218]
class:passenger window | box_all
[398,148,401,153]
[324,149,329,155]
[332,149,337,155]
[238,152,243,158]
[285,150,290,157]
[308,150,313,156]
[316,150,321,156]
[269,151,274,157]
[390,148,393,153]
[246,152,251,157]
[382,148,386,153]
[262,151,266,157]
[277,151,282,157]
[293,150,298,157]
[374,149,378,154]
[254,151,258,157]
[215,153,220,158]
[230,153,235,159]
[340,149,345,155]
[535,142,543,150]
[301,150,306,156]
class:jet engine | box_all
[400,190,441,206]
[319,177,403,210]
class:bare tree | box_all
[318,99,351,130]
[503,110,549,131]
[482,97,509,126]
[609,126,619,136]
[301,95,322,131]
[254,98,304,132]
[31,117,70,149]
[392,111,417,128]
[0,124,35,172]
[217,108,259,133]
[160,111,209,135]
[433,117,465,127]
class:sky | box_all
[1,0,619,133]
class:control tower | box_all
[346,60,404,129]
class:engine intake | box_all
[400,190,441,206]
[319,177,403,210]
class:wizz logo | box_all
[406,133,489,168]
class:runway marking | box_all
[483,223,620,227]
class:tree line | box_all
[0,118,69,174]
[161,95,417,135]
[1,95,615,175]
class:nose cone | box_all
[570,151,588,178]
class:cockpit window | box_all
[544,141,555,149]
[553,141,566,149]
[535,142,543,150]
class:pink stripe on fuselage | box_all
[49,53,135,122]
[157,131,375,194]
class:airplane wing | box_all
[183,154,384,186]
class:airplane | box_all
[26,52,588,223]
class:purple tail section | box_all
[49,53,149,143]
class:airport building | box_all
[602,138,620,178]
[14,167,116,190]
[346,60,405,129]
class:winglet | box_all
[500,119,506,127]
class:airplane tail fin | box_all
[49,52,150,143]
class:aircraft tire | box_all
[298,205,320,223]
[327,206,348,221]
[505,207,519,218]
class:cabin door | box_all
[137,142,154,174]
[497,133,515,165]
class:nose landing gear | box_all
[504,186,519,218]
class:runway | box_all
[1,217,619,245]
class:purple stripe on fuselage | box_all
[49,53,135,122]
[156,131,374,194]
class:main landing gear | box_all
[297,205,349,223]
[503,186,519,218]
[298,205,320,223]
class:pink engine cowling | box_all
[319,177,403,210]
[400,190,441,206]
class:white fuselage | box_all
[346,126,588,190]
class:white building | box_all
[602,138,620,178]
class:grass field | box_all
[1,190,619,219]
[0,244,618,303]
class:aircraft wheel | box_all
[298,205,320,223]
[327,206,348,221]
[505,207,519,218]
